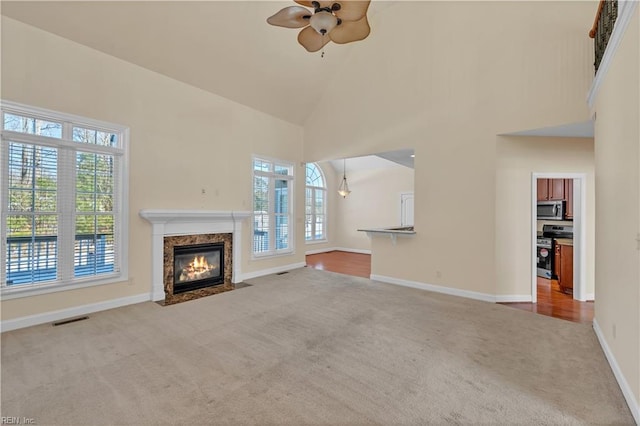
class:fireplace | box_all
[173,242,224,294]
[139,209,251,303]
[162,232,233,304]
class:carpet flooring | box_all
[0,267,634,425]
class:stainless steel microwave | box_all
[537,200,565,220]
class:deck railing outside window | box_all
[590,0,618,72]
[6,233,114,285]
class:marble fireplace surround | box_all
[139,209,251,301]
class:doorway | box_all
[531,173,588,303]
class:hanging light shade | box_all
[338,158,351,198]
[309,10,339,35]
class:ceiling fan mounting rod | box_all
[311,2,341,13]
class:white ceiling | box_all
[329,148,414,172]
[1,1,393,126]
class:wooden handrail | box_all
[589,0,606,38]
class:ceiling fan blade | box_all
[334,0,370,22]
[267,6,312,28]
[295,0,334,8]
[298,26,331,52]
[329,15,370,44]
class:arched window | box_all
[305,163,327,242]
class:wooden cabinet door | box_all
[553,244,561,279]
[549,179,565,200]
[537,179,549,201]
[559,244,574,294]
[564,179,573,219]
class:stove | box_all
[536,225,573,278]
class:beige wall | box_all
[304,1,594,294]
[495,137,595,298]
[333,164,414,252]
[1,17,305,320]
[593,8,640,411]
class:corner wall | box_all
[593,7,640,417]
[1,17,305,321]
[304,1,594,296]
[495,136,595,299]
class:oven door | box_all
[536,243,552,278]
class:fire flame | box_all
[178,254,218,283]
[191,255,209,272]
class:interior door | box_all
[400,192,414,226]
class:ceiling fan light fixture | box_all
[309,10,338,35]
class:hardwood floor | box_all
[305,250,371,278]
[306,251,593,324]
[500,277,594,325]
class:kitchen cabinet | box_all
[537,178,573,219]
[537,178,565,201]
[564,179,574,219]
[557,242,573,294]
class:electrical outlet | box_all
[201,188,206,195]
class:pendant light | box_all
[338,158,351,198]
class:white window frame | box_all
[252,156,294,258]
[305,163,327,243]
[1,100,129,299]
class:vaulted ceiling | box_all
[1,1,393,126]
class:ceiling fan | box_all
[267,1,371,53]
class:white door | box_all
[400,192,414,226]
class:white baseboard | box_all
[495,294,533,303]
[241,262,306,281]
[370,274,496,303]
[585,293,595,301]
[1,293,150,333]
[305,247,371,255]
[593,319,639,424]
[334,247,371,255]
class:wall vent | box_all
[53,316,89,326]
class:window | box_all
[305,163,326,242]
[253,157,294,256]
[1,101,128,297]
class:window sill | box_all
[1,273,127,300]
[305,239,328,245]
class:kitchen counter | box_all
[358,226,416,244]
[555,238,573,246]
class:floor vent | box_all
[53,316,89,326]
[276,271,289,275]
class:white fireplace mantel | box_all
[139,209,251,301]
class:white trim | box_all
[585,293,595,301]
[0,293,150,333]
[1,100,128,133]
[587,0,639,110]
[1,100,129,298]
[240,262,306,281]
[592,319,640,424]
[531,173,589,303]
[334,247,371,254]
[305,247,372,255]
[495,294,533,303]
[370,274,496,303]
[139,209,251,301]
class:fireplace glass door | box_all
[173,242,224,294]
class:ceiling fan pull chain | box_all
[321,34,326,58]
